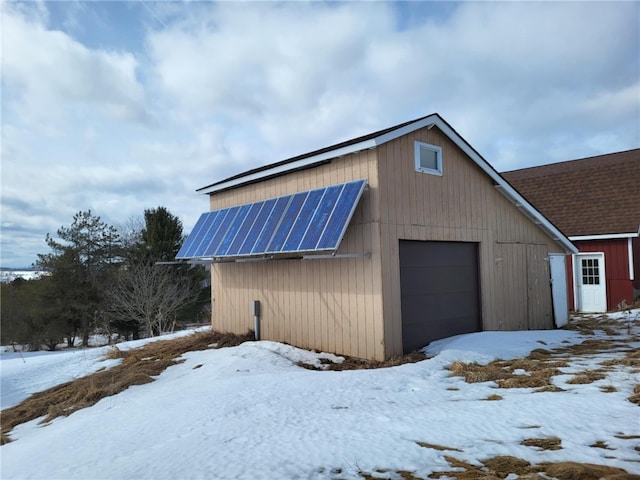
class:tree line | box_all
[1,207,210,350]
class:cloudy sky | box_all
[2,1,639,268]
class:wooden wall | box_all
[376,126,566,357]
[208,149,387,360]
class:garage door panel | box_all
[400,240,481,353]
[400,242,477,268]
[400,266,478,295]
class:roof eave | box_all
[570,232,639,241]
[197,114,440,195]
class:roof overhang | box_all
[197,116,438,195]
[569,232,639,241]
[196,113,578,255]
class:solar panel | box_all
[266,191,308,253]
[176,179,367,260]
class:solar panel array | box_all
[176,179,367,260]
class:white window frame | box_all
[414,141,443,176]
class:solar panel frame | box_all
[176,211,211,259]
[297,184,344,252]
[316,179,366,251]
[176,179,367,260]
[180,209,226,259]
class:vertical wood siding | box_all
[376,126,565,357]
[208,150,386,360]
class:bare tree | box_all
[104,261,200,337]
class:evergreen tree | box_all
[36,210,121,346]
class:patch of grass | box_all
[535,384,565,393]
[483,394,503,401]
[590,440,614,450]
[567,370,607,384]
[415,441,462,452]
[299,350,426,371]
[482,456,533,477]
[600,385,617,393]
[540,461,637,480]
[629,385,640,405]
[0,330,254,444]
[448,355,565,390]
[521,436,563,450]
[423,455,638,480]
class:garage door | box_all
[399,240,481,353]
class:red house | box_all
[503,149,639,312]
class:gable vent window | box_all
[414,141,443,176]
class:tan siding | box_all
[376,126,565,356]
[209,152,385,360]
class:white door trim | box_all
[573,252,607,313]
[549,254,569,327]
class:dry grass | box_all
[1,330,254,444]
[629,385,640,405]
[590,440,614,450]
[422,456,640,480]
[566,370,607,384]
[600,385,618,393]
[448,316,638,393]
[565,315,625,336]
[483,394,503,401]
[298,350,426,371]
[424,455,638,480]
[540,462,638,480]
[448,355,566,390]
[521,437,563,450]
[415,441,463,452]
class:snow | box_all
[1,313,639,479]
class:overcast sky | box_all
[2,1,639,268]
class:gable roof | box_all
[502,149,640,238]
[197,113,577,253]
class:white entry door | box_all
[575,253,607,313]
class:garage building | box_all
[178,114,577,360]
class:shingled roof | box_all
[502,149,640,237]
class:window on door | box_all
[581,258,600,285]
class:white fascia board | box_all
[629,237,635,281]
[198,115,439,195]
[569,233,639,241]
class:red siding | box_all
[573,239,634,310]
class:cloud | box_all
[2,3,148,126]
[145,1,638,168]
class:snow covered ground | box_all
[1,312,639,479]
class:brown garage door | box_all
[400,240,481,353]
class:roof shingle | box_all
[502,149,640,237]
